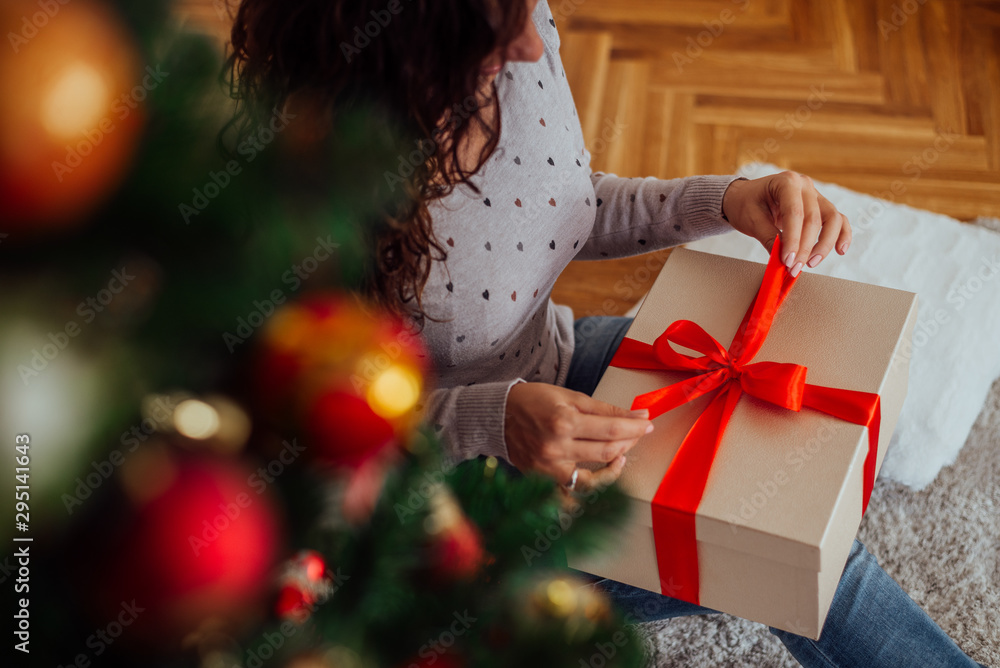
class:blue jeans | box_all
[566,316,984,668]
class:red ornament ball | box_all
[304,389,395,469]
[254,293,429,470]
[299,550,326,583]
[274,550,333,623]
[100,456,282,644]
[275,583,314,624]
[431,517,485,582]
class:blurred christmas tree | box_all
[0,1,644,667]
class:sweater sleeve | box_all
[575,172,743,261]
[421,379,525,464]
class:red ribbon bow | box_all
[609,237,882,604]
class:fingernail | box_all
[784,252,796,269]
[644,424,654,434]
[790,262,803,278]
[807,254,822,268]
[839,241,850,254]
[617,456,627,468]
[631,409,649,418]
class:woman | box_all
[227,1,984,665]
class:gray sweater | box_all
[418,1,739,464]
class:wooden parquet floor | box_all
[552,0,1000,317]
[175,0,1000,317]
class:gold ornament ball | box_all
[534,577,580,618]
[0,0,145,231]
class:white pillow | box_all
[687,163,1000,490]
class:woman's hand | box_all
[721,171,852,276]
[504,382,652,492]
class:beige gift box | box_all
[569,248,918,640]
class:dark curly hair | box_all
[225,0,532,321]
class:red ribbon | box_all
[609,237,882,604]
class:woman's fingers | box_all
[571,411,652,445]
[571,394,651,439]
[551,460,579,487]
[565,434,646,463]
[505,383,651,487]
[557,393,650,461]
[791,178,823,276]
[572,392,647,419]
[571,456,627,494]
[773,173,806,267]
[835,209,852,255]
[770,172,852,271]
[806,196,847,267]
[725,172,852,267]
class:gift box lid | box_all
[594,248,918,572]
